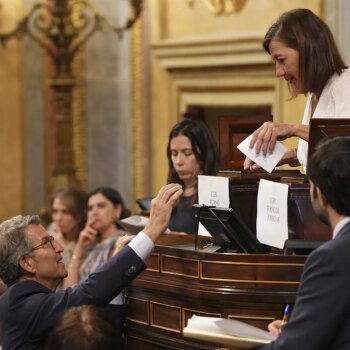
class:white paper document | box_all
[119,215,171,235]
[256,179,289,249]
[183,315,276,348]
[237,134,287,173]
[118,215,149,235]
[198,175,230,237]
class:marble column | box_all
[86,0,133,206]
[24,0,46,215]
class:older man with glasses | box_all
[0,183,183,350]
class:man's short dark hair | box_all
[308,136,350,217]
[44,305,121,350]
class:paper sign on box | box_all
[256,179,289,249]
[198,175,230,236]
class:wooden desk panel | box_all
[225,178,331,241]
[125,175,329,349]
[125,237,306,349]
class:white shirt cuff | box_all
[129,231,154,261]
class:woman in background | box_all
[244,8,350,171]
[167,118,219,234]
[64,187,131,288]
[64,187,132,338]
[49,187,87,270]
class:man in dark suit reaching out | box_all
[257,136,350,350]
[0,183,183,350]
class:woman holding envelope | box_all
[244,8,350,171]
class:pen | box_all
[281,304,291,325]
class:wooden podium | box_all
[125,235,305,349]
[125,172,332,349]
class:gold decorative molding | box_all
[71,2,87,188]
[200,260,305,267]
[187,0,248,15]
[152,35,268,69]
[0,0,142,190]
[131,7,151,205]
[131,17,144,203]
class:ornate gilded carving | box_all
[0,0,142,189]
[71,2,87,188]
[187,0,248,15]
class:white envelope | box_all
[237,134,287,173]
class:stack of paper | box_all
[183,315,276,348]
[118,216,150,235]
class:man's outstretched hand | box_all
[144,184,183,242]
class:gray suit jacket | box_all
[0,245,145,350]
[257,221,350,350]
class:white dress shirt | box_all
[297,69,350,168]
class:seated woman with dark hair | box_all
[167,118,219,234]
[63,187,132,334]
[64,187,131,288]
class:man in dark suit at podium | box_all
[0,183,182,350]
[257,136,350,350]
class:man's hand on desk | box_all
[268,319,283,336]
[144,184,183,242]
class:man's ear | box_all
[316,187,328,207]
[18,255,36,274]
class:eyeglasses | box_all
[27,235,57,254]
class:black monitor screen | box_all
[193,205,269,254]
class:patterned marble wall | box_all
[22,0,133,213]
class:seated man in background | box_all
[256,137,350,350]
[44,305,119,350]
[0,183,182,350]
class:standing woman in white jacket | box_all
[244,8,350,171]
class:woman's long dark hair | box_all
[166,118,219,205]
